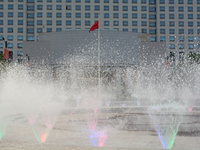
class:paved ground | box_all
[0,108,200,150]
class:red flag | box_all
[4,48,9,60]
[166,61,170,68]
[89,20,99,32]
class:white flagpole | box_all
[98,12,101,98]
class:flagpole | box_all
[98,12,101,98]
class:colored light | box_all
[90,131,107,147]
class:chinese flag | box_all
[4,48,9,60]
[89,20,99,32]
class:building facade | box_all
[0,0,200,63]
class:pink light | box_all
[28,115,37,125]
[40,133,47,143]
[93,108,98,113]
[188,107,193,111]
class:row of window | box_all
[168,44,198,49]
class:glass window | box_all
[123,6,128,11]
[66,5,71,10]
[169,7,174,11]
[104,21,109,26]
[160,0,165,4]
[113,13,118,18]
[95,0,99,3]
[141,6,146,11]
[27,13,34,18]
[123,13,128,18]
[56,5,62,10]
[169,21,174,26]
[57,0,62,2]
[132,6,137,11]
[188,29,193,34]
[160,21,165,26]
[76,5,81,10]
[198,29,200,34]
[76,0,81,2]
[151,37,156,42]
[37,5,42,10]
[18,12,23,17]
[141,14,146,18]
[198,22,200,26]
[113,6,118,11]
[37,13,42,18]
[188,0,193,4]
[37,28,42,33]
[0,43,3,48]
[141,0,146,3]
[8,5,13,10]
[47,20,52,25]
[160,36,165,41]
[0,20,3,25]
[169,14,174,19]
[37,20,42,25]
[142,21,147,26]
[8,28,14,33]
[27,28,34,33]
[188,7,193,12]
[8,12,13,17]
[0,28,3,33]
[18,5,23,10]
[104,6,109,11]
[149,22,156,27]
[123,0,128,3]
[85,13,90,18]
[76,20,81,25]
[169,0,174,4]
[104,0,109,2]
[66,20,71,25]
[179,0,183,4]
[76,13,81,18]
[132,0,137,3]
[169,44,175,49]
[149,7,156,12]
[57,13,62,18]
[188,36,193,41]
[47,5,52,10]
[179,44,184,49]
[123,29,128,32]
[0,12,3,17]
[198,0,200,3]
[7,43,13,48]
[56,28,62,32]
[7,35,13,40]
[8,20,13,25]
[188,14,193,19]
[37,0,42,2]
[132,21,137,26]
[47,28,52,32]
[198,7,200,12]
[179,7,183,12]
[132,29,137,32]
[85,5,90,10]
[85,0,90,2]
[18,44,23,48]
[132,13,137,18]
[160,6,165,11]
[142,29,147,33]
[104,13,109,18]
[149,15,156,19]
[179,29,184,34]
[149,29,156,34]
[198,14,200,19]
[27,6,34,10]
[18,36,23,41]
[47,0,52,2]
[179,14,184,19]
[113,0,118,3]
[160,14,165,19]
[85,21,90,26]
[149,0,155,4]
[18,28,23,33]
[179,21,184,26]
[170,36,175,41]
[18,20,23,25]
[188,22,193,26]
[113,21,119,26]
[188,44,194,49]
[47,13,52,18]
[56,20,62,25]
[28,0,34,2]
[0,5,3,10]
[94,6,100,10]
[94,13,98,18]
[160,29,165,34]
[27,21,34,26]
[27,36,34,41]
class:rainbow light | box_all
[90,131,107,147]
[31,127,49,143]
[0,121,7,140]
[87,116,97,131]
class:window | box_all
[169,0,174,4]
[149,22,156,27]
[0,28,3,33]
[123,21,128,26]
[188,22,193,26]
[8,20,13,25]
[198,22,200,26]
[27,6,34,10]
[37,28,42,33]
[47,28,52,32]
[169,21,174,26]
[95,0,99,3]
[85,21,90,26]
[149,7,156,12]
[132,13,137,18]
[132,21,137,26]
[8,12,13,17]
[198,7,200,12]
[160,0,165,4]
[141,6,146,11]
[188,7,193,12]
[7,35,13,41]
[169,7,174,11]
[85,5,90,10]
[132,29,137,32]
[160,21,165,26]
[47,5,52,10]
[141,0,146,3]
[160,36,165,41]
[94,6,100,10]
[76,13,81,18]
[149,0,155,4]
[149,30,156,34]
[123,6,128,11]
[179,44,184,49]
[141,14,146,18]
[18,20,23,25]
[179,14,184,19]
[56,5,62,10]
[113,21,119,26]
[7,43,13,48]
[18,12,23,17]
[94,13,98,18]
[8,5,13,10]
[132,6,137,11]
[179,21,184,26]
[37,5,42,10]
[37,13,42,18]
[188,14,193,19]
[188,36,193,41]
[76,5,81,10]
[0,5,3,10]
[160,29,165,34]
[0,20,3,25]
[179,29,184,34]
[37,20,42,25]
[75,21,81,26]
[57,13,62,18]
[198,14,200,19]
[169,14,174,19]
[170,36,175,41]
[66,20,71,25]
[37,0,42,2]
[198,0,200,4]
[47,13,52,18]
[47,20,52,25]
[18,28,23,33]
[85,0,90,3]
[104,6,109,11]
[188,44,194,49]
[169,44,175,49]
[179,0,183,4]
[27,28,34,33]
[123,0,128,3]
[0,12,3,17]
[113,6,118,11]
[57,0,62,2]
[188,29,193,34]
[0,43,2,48]
[27,13,34,18]
[104,0,109,2]
[28,0,34,2]
[160,14,165,19]
[27,36,34,41]
[18,44,23,49]
[188,0,193,4]
[56,28,62,32]
[56,20,62,25]
[76,0,81,2]
[47,0,52,2]
[142,29,147,33]
[27,21,34,26]
[123,13,128,18]
[170,29,175,34]
[151,37,156,42]
[160,6,165,11]
[104,21,109,26]
[142,21,147,26]
[198,29,200,34]
[179,7,183,12]
[104,13,109,18]
[123,29,128,32]
[149,15,156,19]
[114,0,118,3]
[132,0,137,3]
[85,13,90,18]
[18,5,23,10]
[66,5,71,10]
